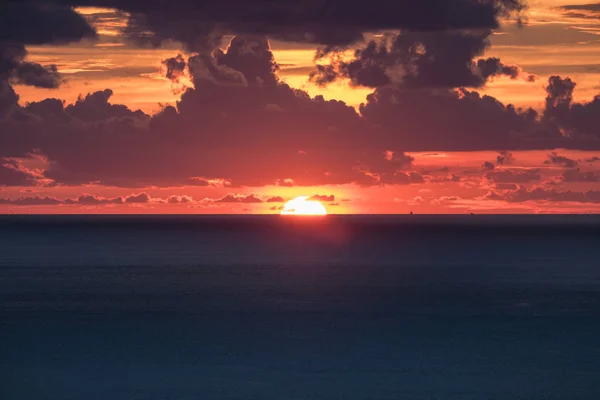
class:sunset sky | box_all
[2,0,600,214]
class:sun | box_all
[281,196,327,215]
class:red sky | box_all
[1,1,600,214]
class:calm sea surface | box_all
[1,215,599,399]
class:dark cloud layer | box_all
[2,2,600,189]
[16,0,525,50]
[486,186,600,203]
[2,35,600,188]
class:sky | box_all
[1,0,600,214]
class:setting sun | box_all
[281,196,327,215]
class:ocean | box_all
[1,215,599,400]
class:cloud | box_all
[311,33,535,90]
[0,3,95,45]
[0,158,38,186]
[64,194,124,205]
[486,186,600,203]
[483,161,495,170]
[496,151,515,165]
[561,169,599,183]
[166,195,193,204]
[125,192,151,203]
[308,194,335,202]
[2,29,600,190]
[0,192,187,206]
[359,86,546,151]
[211,193,263,203]
[543,76,600,141]
[0,195,62,206]
[545,152,579,168]
[0,4,95,115]
[485,168,542,183]
[266,196,285,203]
[76,0,526,51]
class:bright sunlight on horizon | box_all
[281,196,328,215]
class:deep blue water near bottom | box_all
[1,215,600,400]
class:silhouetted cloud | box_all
[543,76,600,141]
[125,192,151,203]
[308,194,335,202]
[561,169,599,182]
[64,194,124,205]
[496,151,515,165]
[0,195,62,206]
[545,152,579,168]
[483,161,496,170]
[486,186,600,203]
[211,193,263,203]
[266,196,285,203]
[485,168,542,183]
[2,26,600,189]
[166,195,193,204]
[46,0,525,51]
[311,33,535,89]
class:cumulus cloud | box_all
[210,193,263,203]
[1,2,600,191]
[0,4,95,114]
[166,195,193,204]
[543,76,600,141]
[311,33,535,89]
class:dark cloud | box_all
[584,156,600,163]
[485,168,542,183]
[49,0,526,51]
[544,152,579,168]
[308,194,335,202]
[486,186,600,203]
[0,4,95,112]
[266,196,285,203]
[311,33,535,89]
[496,151,515,165]
[359,86,545,151]
[162,54,187,81]
[64,193,124,205]
[0,192,176,206]
[0,158,38,186]
[0,3,95,45]
[483,161,496,170]
[125,192,151,203]
[0,195,62,206]
[543,76,600,142]
[211,193,263,203]
[2,31,600,189]
[561,169,599,183]
[66,89,148,121]
[166,195,193,204]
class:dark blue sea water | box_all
[1,215,600,400]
